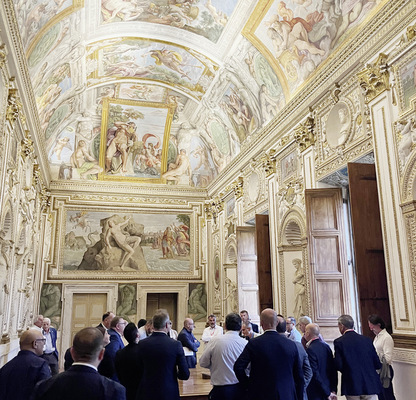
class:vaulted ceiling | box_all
[11,0,385,188]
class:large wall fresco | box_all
[62,210,191,273]
[100,0,239,43]
[243,0,385,94]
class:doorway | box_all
[146,293,178,330]
[71,293,107,343]
[307,159,393,338]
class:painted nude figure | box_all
[106,121,137,173]
[162,149,191,183]
[70,140,103,179]
[104,217,141,270]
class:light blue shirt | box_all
[200,330,247,386]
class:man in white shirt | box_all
[201,314,223,345]
[42,317,59,375]
[286,316,302,342]
[200,313,247,400]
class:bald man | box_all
[0,329,51,400]
[304,323,337,400]
[234,308,304,400]
[32,327,125,400]
[177,318,200,368]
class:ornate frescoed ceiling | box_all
[11,0,386,188]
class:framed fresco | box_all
[99,98,174,183]
[393,45,416,113]
[55,207,197,279]
[280,149,297,182]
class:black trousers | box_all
[378,365,396,400]
[209,383,244,400]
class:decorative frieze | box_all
[357,53,390,104]
[232,177,244,199]
[0,43,6,68]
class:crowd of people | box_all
[0,309,396,400]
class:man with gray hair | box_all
[334,314,382,400]
[135,309,189,399]
[32,327,125,399]
[42,317,59,375]
[200,313,247,400]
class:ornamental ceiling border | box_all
[208,1,415,198]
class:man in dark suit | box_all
[97,311,115,330]
[240,310,259,333]
[115,322,140,400]
[177,318,200,368]
[304,323,337,400]
[101,316,127,381]
[0,329,51,400]
[31,327,125,400]
[334,314,382,400]
[135,309,190,400]
[42,317,59,375]
[234,308,304,400]
[276,314,312,400]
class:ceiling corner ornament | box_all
[357,53,390,104]
[261,149,277,177]
[233,177,244,199]
[204,197,224,223]
[406,23,416,41]
[294,116,315,152]
[0,43,6,68]
[6,88,25,125]
[21,131,34,160]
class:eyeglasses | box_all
[118,322,127,326]
[34,338,46,343]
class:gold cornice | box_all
[294,115,315,152]
[357,53,390,104]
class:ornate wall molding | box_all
[294,115,316,152]
[357,53,390,104]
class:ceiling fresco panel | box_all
[14,0,84,54]
[99,98,174,183]
[243,0,386,95]
[99,0,239,43]
[87,38,217,100]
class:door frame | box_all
[137,283,188,328]
[61,283,117,365]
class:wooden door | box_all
[348,163,392,336]
[256,214,273,310]
[146,293,178,330]
[237,226,259,321]
[71,293,107,343]
[305,188,350,339]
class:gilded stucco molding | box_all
[261,149,277,177]
[6,87,25,126]
[402,207,416,314]
[232,177,244,199]
[21,130,34,161]
[406,23,416,41]
[0,43,6,68]
[294,115,315,152]
[357,53,390,104]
